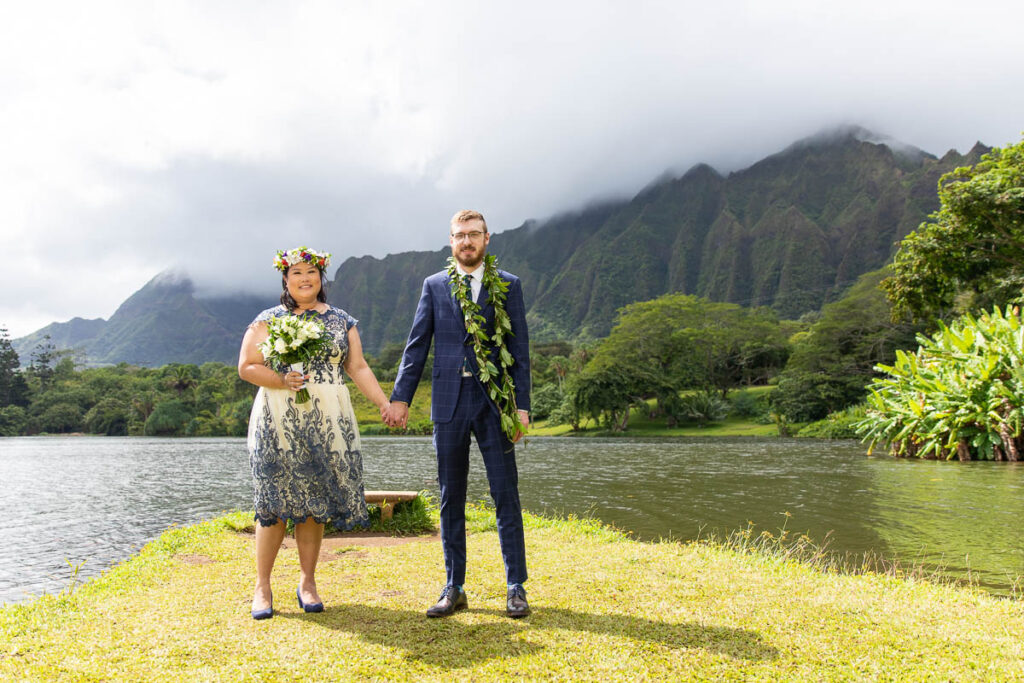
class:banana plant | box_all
[856,306,1024,461]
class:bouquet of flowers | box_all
[258,314,331,404]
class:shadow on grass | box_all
[279,603,778,668]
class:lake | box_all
[2,435,1022,604]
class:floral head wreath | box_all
[274,247,331,273]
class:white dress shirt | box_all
[456,263,484,304]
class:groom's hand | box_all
[390,401,409,428]
[512,409,529,443]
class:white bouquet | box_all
[258,314,331,404]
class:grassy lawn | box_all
[3,508,1023,680]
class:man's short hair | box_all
[451,209,488,233]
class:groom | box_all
[388,209,532,618]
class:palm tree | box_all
[165,365,198,398]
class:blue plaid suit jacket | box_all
[391,268,531,423]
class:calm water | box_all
[2,435,1022,604]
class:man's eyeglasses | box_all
[451,231,486,242]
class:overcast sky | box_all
[2,1,1023,338]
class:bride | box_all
[238,246,391,619]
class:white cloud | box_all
[2,0,1023,336]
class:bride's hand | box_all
[379,402,392,426]
[282,371,306,391]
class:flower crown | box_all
[274,247,331,273]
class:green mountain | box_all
[15,127,989,364]
[13,272,268,367]
[13,317,106,362]
[332,127,987,352]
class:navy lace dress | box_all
[246,305,370,529]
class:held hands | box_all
[379,402,522,435]
[385,401,409,429]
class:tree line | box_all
[0,272,911,438]
[523,268,922,434]
[0,251,924,439]
[0,336,257,437]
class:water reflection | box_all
[866,457,1024,591]
[1,435,1022,604]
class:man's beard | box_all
[455,246,485,269]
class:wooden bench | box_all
[364,490,420,520]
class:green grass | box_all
[4,509,1024,680]
[531,415,778,437]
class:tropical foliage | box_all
[883,136,1024,319]
[770,268,923,422]
[856,306,1024,460]
[553,294,788,431]
[0,337,258,436]
[672,390,730,426]
[797,404,867,439]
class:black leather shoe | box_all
[426,585,467,618]
[506,584,530,618]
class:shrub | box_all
[546,392,581,428]
[0,405,27,436]
[673,391,729,426]
[798,404,867,439]
[728,389,771,419]
[856,306,1024,460]
[186,410,227,437]
[144,400,195,436]
[770,371,865,423]
[84,398,131,436]
[530,383,564,421]
[225,398,253,437]
[38,402,84,433]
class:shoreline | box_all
[5,421,791,440]
[3,509,1023,679]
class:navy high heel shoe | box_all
[251,594,273,620]
[297,586,324,613]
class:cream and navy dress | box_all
[246,305,369,529]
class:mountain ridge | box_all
[14,127,989,364]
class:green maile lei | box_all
[447,254,524,440]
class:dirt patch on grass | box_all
[318,531,439,548]
[319,549,368,563]
[311,532,439,561]
[175,554,215,565]
[237,530,439,552]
